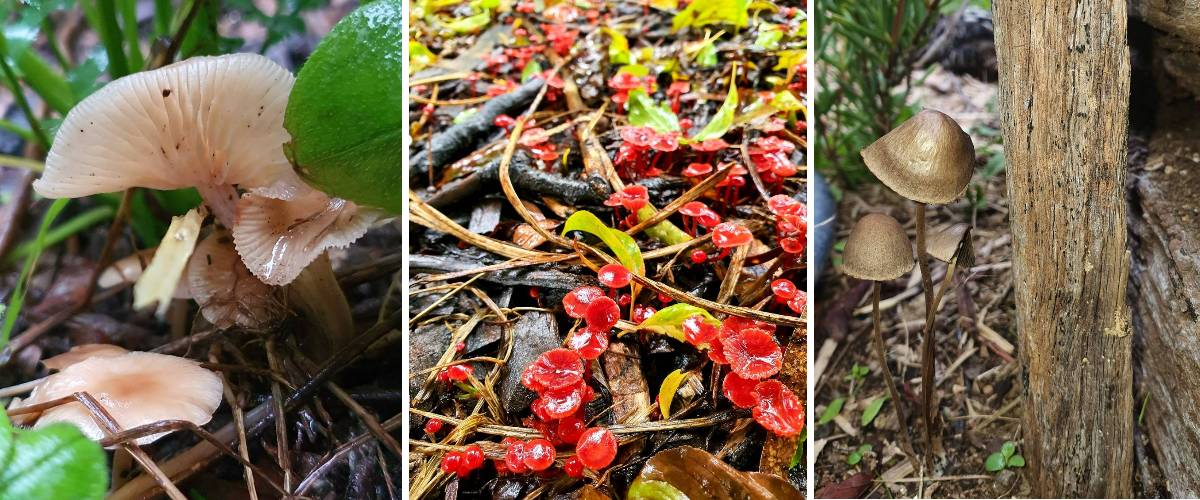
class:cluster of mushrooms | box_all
[840,109,976,471]
[8,53,379,454]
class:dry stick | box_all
[717,244,750,304]
[625,165,732,236]
[913,202,936,473]
[71,392,187,500]
[869,282,920,470]
[264,339,293,493]
[739,139,773,204]
[210,345,258,500]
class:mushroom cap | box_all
[860,109,976,204]
[188,231,286,329]
[928,223,974,267]
[34,53,299,200]
[42,344,128,372]
[232,187,379,286]
[843,213,914,281]
[24,351,223,446]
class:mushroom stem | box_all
[913,202,936,472]
[288,252,355,360]
[196,184,239,229]
[869,280,920,471]
[932,261,958,318]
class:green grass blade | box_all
[5,205,115,264]
[95,0,131,77]
[120,0,144,69]
[2,199,71,346]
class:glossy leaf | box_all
[635,303,719,342]
[627,89,680,134]
[636,205,692,246]
[410,40,436,72]
[285,0,403,213]
[657,369,688,419]
[0,412,107,500]
[561,210,645,278]
[691,72,737,142]
[860,396,887,427]
[628,446,801,499]
[818,397,844,425]
[672,0,750,31]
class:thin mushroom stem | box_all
[914,202,937,472]
[932,261,958,318]
[869,281,920,471]
[195,184,239,229]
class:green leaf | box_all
[617,64,650,77]
[754,23,783,50]
[672,0,750,31]
[818,397,844,425]
[0,413,107,500]
[1001,441,1016,458]
[657,369,688,419]
[2,199,69,345]
[627,479,690,500]
[521,60,543,82]
[985,452,1006,472]
[636,303,719,343]
[1007,454,1025,468]
[410,39,437,73]
[635,205,691,246]
[285,0,403,213]
[602,28,631,65]
[846,451,862,466]
[695,39,718,67]
[860,396,887,427]
[627,88,680,134]
[452,108,478,125]
[691,72,737,142]
[788,429,805,469]
[560,210,645,279]
[439,10,491,34]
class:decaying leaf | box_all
[628,446,802,499]
[133,207,205,317]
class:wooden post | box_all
[992,1,1133,497]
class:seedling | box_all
[847,443,873,466]
[985,441,1026,472]
[845,362,869,389]
[818,397,845,426]
[861,396,888,427]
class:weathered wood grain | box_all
[1130,0,1200,97]
[1128,100,1200,498]
[992,1,1134,496]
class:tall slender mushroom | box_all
[842,212,918,467]
[859,109,975,469]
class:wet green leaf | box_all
[636,303,719,342]
[818,397,844,425]
[629,447,801,499]
[410,39,436,72]
[691,72,737,142]
[0,412,107,500]
[561,210,645,279]
[627,479,689,500]
[635,205,691,246]
[285,0,403,213]
[860,395,887,427]
[627,89,680,134]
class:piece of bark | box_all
[498,311,562,413]
[993,1,1133,496]
[601,339,651,425]
[1128,100,1200,497]
[1130,0,1200,40]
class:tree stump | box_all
[1129,94,1200,498]
[992,1,1134,497]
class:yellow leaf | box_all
[658,369,688,419]
[133,207,205,317]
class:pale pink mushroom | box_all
[21,351,223,446]
[33,53,301,226]
[187,230,286,329]
[233,188,379,286]
[42,344,129,371]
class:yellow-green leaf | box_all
[636,206,692,246]
[658,369,688,419]
[691,71,738,142]
[410,40,437,73]
[672,0,750,31]
[627,89,681,134]
[602,28,631,65]
[773,49,805,71]
[561,210,645,278]
[439,10,491,34]
[636,303,720,342]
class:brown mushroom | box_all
[860,109,975,469]
[842,213,919,468]
[187,230,285,330]
[20,351,223,446]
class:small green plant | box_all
[818,397,845,425]
[846,443,872,466]
[845,362,869,384]
[985,441,1026,472]
[860,395,888,427]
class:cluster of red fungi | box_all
[433,259,803,479]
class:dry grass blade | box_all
[410,191,549,260]
[626,165,732,236]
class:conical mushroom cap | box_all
[34,53,300,200]
[927,223,973,266]
[843,213,914,281]
[860,109,976,204]
[23,351,223,446]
